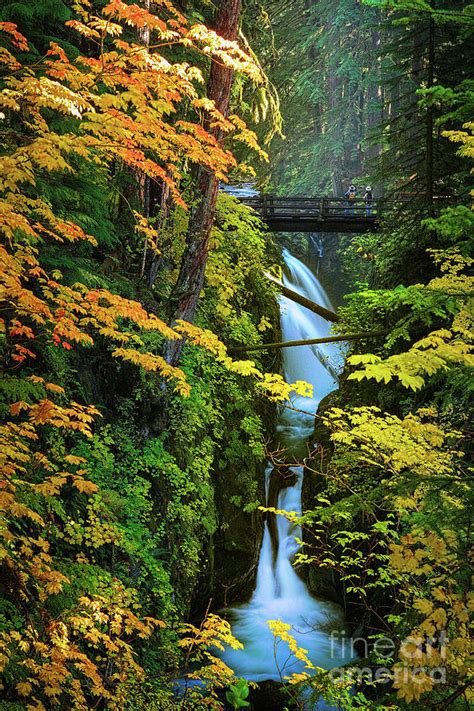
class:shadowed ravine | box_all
[220,249,355,706]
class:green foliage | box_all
[422,205,474,242]
[204,194,278,344]
[0,135,278,706]
[226,678,250,709]
[0,0,72,57]
[0,375,44,418]
[259,0,383,194]
[265,3,474,706]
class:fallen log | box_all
[230,330,388,353]
[265,272,340,323]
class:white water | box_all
[219,182,259,198]
[277,250,343,443]
[220,250,354,702]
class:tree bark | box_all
[166,0,242,366]
[147,181,170,288]
[425,16,435,204]
[328,65,343,196]
[138,0,151,280]
[231,331,388,354]
[264,272,340,323]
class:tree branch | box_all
[230,331,388,353]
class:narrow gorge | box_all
[219,249,355,704]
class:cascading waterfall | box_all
[221,249,354,696]
[276,250,343,444]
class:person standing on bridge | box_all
[344,184,358,215]
[363,185,373,216]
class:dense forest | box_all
[0,1,472,709]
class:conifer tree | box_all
[167,0,244,366]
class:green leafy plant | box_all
[225,678,251,709]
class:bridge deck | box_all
[240,196,381,233]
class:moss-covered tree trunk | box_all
[166,0,242,366]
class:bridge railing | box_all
[241,196,382,219]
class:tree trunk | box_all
[264,273,340,323]
[328,44,343,196]
[425,16,435,204]
[365,23,382,166]
[166,0,242,366]
[230,331,389,354]
[138,0,151,280]
[147,182,170,288]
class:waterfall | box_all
[277,249,343,444]
[220,249,354,697]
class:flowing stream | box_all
[221,249,354,701]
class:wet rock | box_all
[247,680,297,710]
[307,565,340,604]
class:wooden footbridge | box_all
[240,196,382,233]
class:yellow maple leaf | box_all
[73,478,99,494]
[16,681,33,696]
